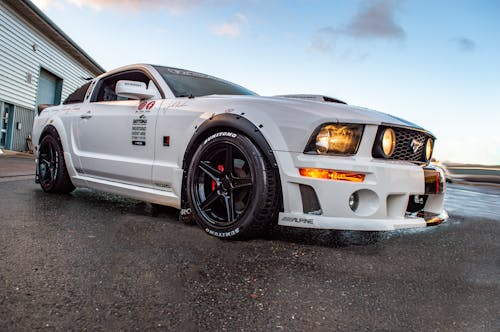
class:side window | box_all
[91,70,158,102]
[63,82,91,105]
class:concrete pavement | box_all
[0,156,499,331]
[0,150,34,179]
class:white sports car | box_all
[33,64,447,238]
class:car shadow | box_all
[263,226,383,248]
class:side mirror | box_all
[115,80,156,100]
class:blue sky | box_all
[33,0,499,164]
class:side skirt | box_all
[71,174,181,208]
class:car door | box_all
[56,81,94,174]
[75,70,162,186]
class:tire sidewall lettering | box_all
[203,132,237,145]
[205,227,240,238]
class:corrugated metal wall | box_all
[0,1,95,109]
[10,104,33,151]
[0,0,98,151]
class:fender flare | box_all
[40,124,58,141]
[180,113,281,211]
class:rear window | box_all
[63,82,91,105]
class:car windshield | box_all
[154,66,257,97]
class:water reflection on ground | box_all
[445,183,500,221]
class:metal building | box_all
[0,0,104,152]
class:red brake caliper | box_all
[211,165,225,191]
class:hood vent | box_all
[276,94,347,105]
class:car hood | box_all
[202,95,423,129]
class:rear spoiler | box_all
[275,94,347,104]
[37,104,54,115]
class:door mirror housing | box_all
[115,80,156,100]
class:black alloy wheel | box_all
[38,128,75,193]
[187,131,279,239]
[193,141,253,226]
[39,135,59,188]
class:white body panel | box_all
[76,100,159,185]
[32,64,447,231]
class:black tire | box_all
[186,131,279,239]
[38,128,75,194]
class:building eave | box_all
[3,0,105,77]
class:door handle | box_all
[80,111,92,119]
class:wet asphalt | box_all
[0,173,499,331]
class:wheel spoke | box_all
[223,193,235,223]
[200,190,221,210]
[232,176,253,190]
[224,145,234,174]
[50,166,56,181]
[198,161,222,181]
[40,154,50,166]
[49,143,54,163]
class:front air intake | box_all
[299,184,322,215]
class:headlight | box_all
[305,124,364,155]
[372,127,397,158]
[381,128,396,157]
[425,138,433,161]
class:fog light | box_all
[381,128,396,157]
[425,138,433,161]
[349,189,379,216]
[349,192,359,212]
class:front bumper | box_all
[275,151,447,231]
[278,210,448,231]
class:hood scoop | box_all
[275,94,347,105]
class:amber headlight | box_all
[381,128,396,157]
[372,126,398,159]
[305,124,364,155]
[425,138,434,161]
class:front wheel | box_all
[38,130,75,194]
[187,131,279,239]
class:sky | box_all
[31,0,500,165]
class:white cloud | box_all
[212,13,248,38]
[32,0,202,14]
[31,0,50,9]
[31,0,64,10]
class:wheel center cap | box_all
[40,164,47,177]
[221,177,232,191]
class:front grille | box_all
[373,126,433,163]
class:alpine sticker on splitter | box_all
[281,216,314,225]
[131,117,147,146]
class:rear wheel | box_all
[38,129,75,193]
[187,131,279,239]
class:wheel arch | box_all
[39,124,59,142]
[38,123,70,153]
[180,113,283,212]
[37,117,68,149]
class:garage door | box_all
[36,69,62,105]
